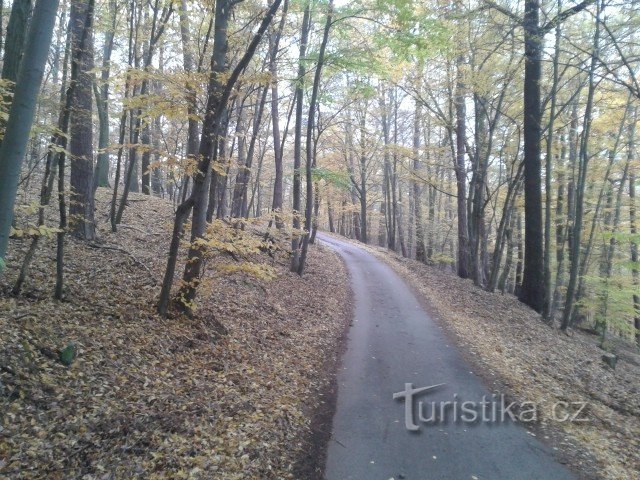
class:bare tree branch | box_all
[542,0,596,34]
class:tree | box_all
[178,0,200,203]
[630,168,640,347]
[2,0,32,84]
[486,0,596,313]
[0,0,33,136]
[297,0,334,275]
[290,1,311,273]
[412,100,427,263]
[0,0,60,273]
[269,0,289,228]
[115,1,173,223]
[68,0,97,241]
[454,53,469,278]
[93,0,116,189]
[561,0,602,330]
[158,0,283,316]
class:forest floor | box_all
[0,189,352,479]
[342,237,640,480]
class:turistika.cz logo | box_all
[393,383,588,431]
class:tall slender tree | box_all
[0,0,60,272]
[290,1,311,273]
[93,0,116,189]
[297,0,334,275]
[159,0,283,315]
[487,0,596,313]
[68,0,97,240]
[269,0,289,228]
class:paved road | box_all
[319,234,577,480]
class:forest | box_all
[0,0,639,479]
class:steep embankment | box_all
[0,189,351,479]
[339,235,639,480]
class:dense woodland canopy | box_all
[0,0,638,345]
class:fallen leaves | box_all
[1,189,351,478]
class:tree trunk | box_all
[358,111,368,245]
[630,169,640,347]
[488,163,523,292]
[515,210,524,296]
[269,0,288,228]
[213,104,234,220]
[109,78,131,231]
[0,0,59,271]
[562,1,602,330]
[380,88,395,250]
[230,96,249,218]
[232,84,269,218]
[543,10,562,320]
[499,209,517,293]
[298,0,333,275]
[550,132,568,320]
[109,4,135,230]
[1,0,32,84]
[597,154,630,335]
[327,198,336,233]
[413,100,427,263]
[290,1,311,273]
[140,121,152,194]
[68,0,96,241]
[520,0,545,312]
[93,0,115,189]
[453,55,470,277]
[179,0,200,201]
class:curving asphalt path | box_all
[318,233,577,480]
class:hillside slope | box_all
[0,190,351,479]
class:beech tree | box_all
[158,0,283,316]
[68,0,96,240]
[486,0,596,313]
[0,0,60,273]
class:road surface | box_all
[319,234,577,480]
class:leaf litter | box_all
[1,189,351,479]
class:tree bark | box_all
[413,100,427,263]
[1,0,32,84]
[68,0,97,241]
[93,0,115,189]
[454,56,469,278]
[630,168,640,347]
[520,0,545,312]
[290,1,311,273]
